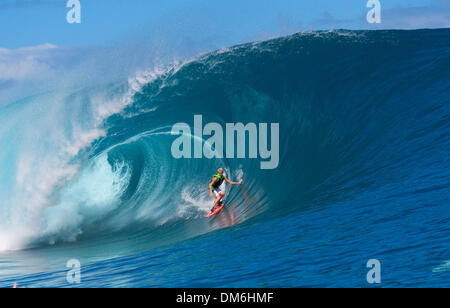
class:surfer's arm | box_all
[225,177,243,185]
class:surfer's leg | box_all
[212,189,225,209]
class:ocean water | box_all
[0,29,449,287]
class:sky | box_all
[0,0,449,104]
[0,0,449,49]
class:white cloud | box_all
[0,43,58,82]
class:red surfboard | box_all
[205,203,224,218]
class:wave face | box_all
[0,29,449,286]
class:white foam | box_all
[180,187,215,214]
[41,154,131,244]
[432,261,450,273]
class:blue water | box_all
[0,29,449,287]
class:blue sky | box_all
[0,0,449,49]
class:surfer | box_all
[209,168,243,212]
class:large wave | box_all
[0,29,449,254]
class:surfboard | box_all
[205,202,224,218]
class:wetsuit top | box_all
[212,174,225,189]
